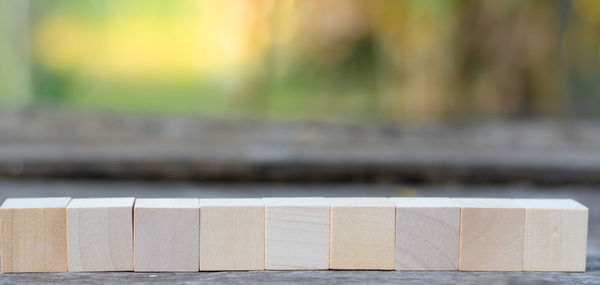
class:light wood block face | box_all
[390,198,459,270]
[263,197,330,270]
[134,199,199,272]
[0,197,71,273]
[329,198,395,270]
[199,199,265,271]
[456,198,525,271]
[67,198,135,272]
[516,199,588,272]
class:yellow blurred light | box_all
[34,16,92,71]
[34,0,269,81]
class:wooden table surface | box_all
[0,179,597,284]
[1,110,600,185]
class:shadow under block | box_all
[456,198,525,271]
[0,197,71,273]
[134,199,199,272]
[263,197,329,270]
[199,199,264,271]
[67,198,135,272]
[329,198,395,270]
[516,199,588,272]
[390,198,459,271]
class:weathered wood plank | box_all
[0,265,598,285]
[1,111,600,184]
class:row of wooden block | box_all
[0,197,588,273]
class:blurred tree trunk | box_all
[454,0,563,119]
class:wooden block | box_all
[516,199,588,272]
[455,198,525,271]
[67,198,135,272]
[390,197,459,270]
[199,199,264,271]
[329,198,395,270]
[263,197,329,270]
[134,199,199,272]
[0,197,71,273]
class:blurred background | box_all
[0,0,600,186]
[1,0,599,122]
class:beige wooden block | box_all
[390,197,459,270]
[263,197,329,270]
[199,199,264,271]
[516,199,588,272]
[0,197,71,273]
[329,198,395,270]
[456,198,525,271]
[134,199,199,272]
[67,198,135,272]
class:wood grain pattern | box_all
[390,198,459,271]
[199,199,264,271]
[329,198,395,270]
[67,198,135,272]
[0,197,71,273]
[134,199,199,272]
[516,199,588,272]
[263,197,329,270]
[456,198,525,272]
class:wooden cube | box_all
[390,197,459,270]
[0,197,71,273]
[329,198,395,270]
[516,199,588,272]
[134,199,199,272]
[199,199,264,271]
[67,198,135,272]
[263,197,329,270]
[456,198,525,271]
